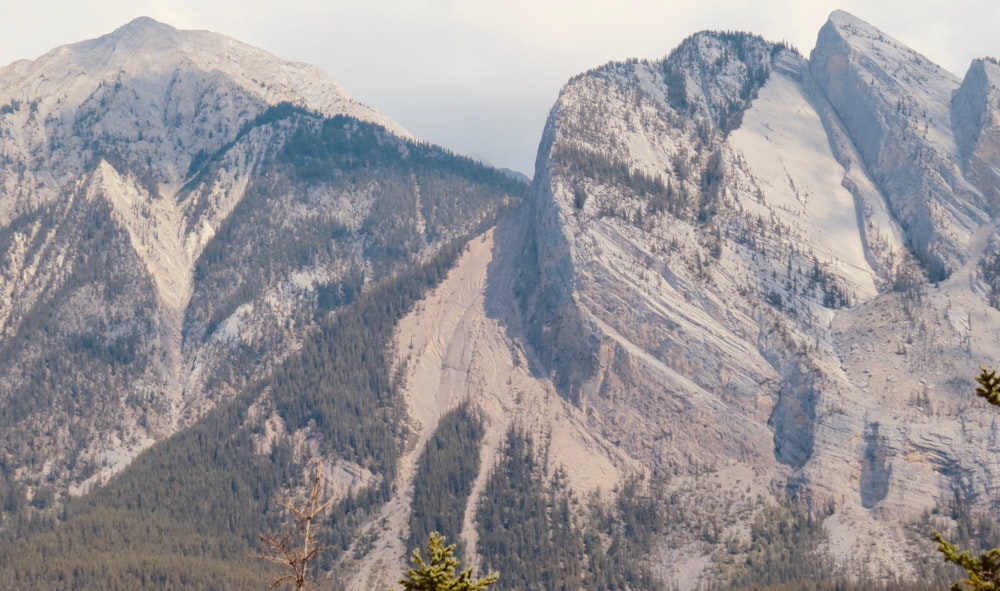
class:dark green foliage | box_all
[551,144,670,224]
[409,401,485,556]
[0,466,25,514]
[572,185,588,210]
[981,251,1000,310]
[0,236,473,589]
[187,105,523,345]
[698,148,724,222]
[906,490,1000,590]
[808,258,852,309]
[476,427,588,591]
[948,495,1000,554]
[0,395,294,588]
[720,504,828,589]
[0,509,268,590]
[396,531,498,591]
[0,190,160,486]
[934,533,1000,590]
[315,266,365,316]
[551,145,668,202]
[267,237,471,479]
[975,368,1000,407]
[475,431,670,590]
[891,257,925,307]
[661,30,775,135]
[664,64,689,112]
[583,475,670,591]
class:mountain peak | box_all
[820,10,902,54]
[112,16,178,38]
[87,15,186,59]
[0,18,409,140]
[827,9,871,28]
[811,5,977,279]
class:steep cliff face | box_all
[809,10,986,279]
[501,10,1000,582]
[953,58,1000,209]
[514,32,834,474]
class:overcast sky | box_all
[3,1,999,175]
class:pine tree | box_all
[394,531,498,591]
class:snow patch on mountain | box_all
[0,17,407,140]
[729,52,878,300]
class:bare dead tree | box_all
[258,461,337,590]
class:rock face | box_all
[953,58,1000,209]
[5,11,1000,591]
[0,18,520,497]
[489,9,1000,581]
[809,11,986,280]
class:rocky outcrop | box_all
[809,10,986,279]
[505,9,1000,582]
[953,58,1000,209]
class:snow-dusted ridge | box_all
[0,16,409,141]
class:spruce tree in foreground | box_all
[394,531,498,591]
[934,369,1000,591]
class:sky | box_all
[2,1,999,175]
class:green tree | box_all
[934,369,1000,590]
[394,531,498,591]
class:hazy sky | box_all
[3,1,999,174]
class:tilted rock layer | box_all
[482,9,1000,582]
[4,11,1000,590]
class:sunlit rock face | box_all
[5,11,1000,588]
[493,9,1000,580]
[953,58,1000,209]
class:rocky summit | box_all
[2,11,1000,591]
[487,9,1000,584]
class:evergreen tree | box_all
[394,531,498,591]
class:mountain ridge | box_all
[491,9,1000,584]
[3,10,1000,591]
[0,19,524,506]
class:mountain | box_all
[485,9,1000,585]
[364,9,1000,588]
[0,17,523,509]
[3,11,1000,591]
